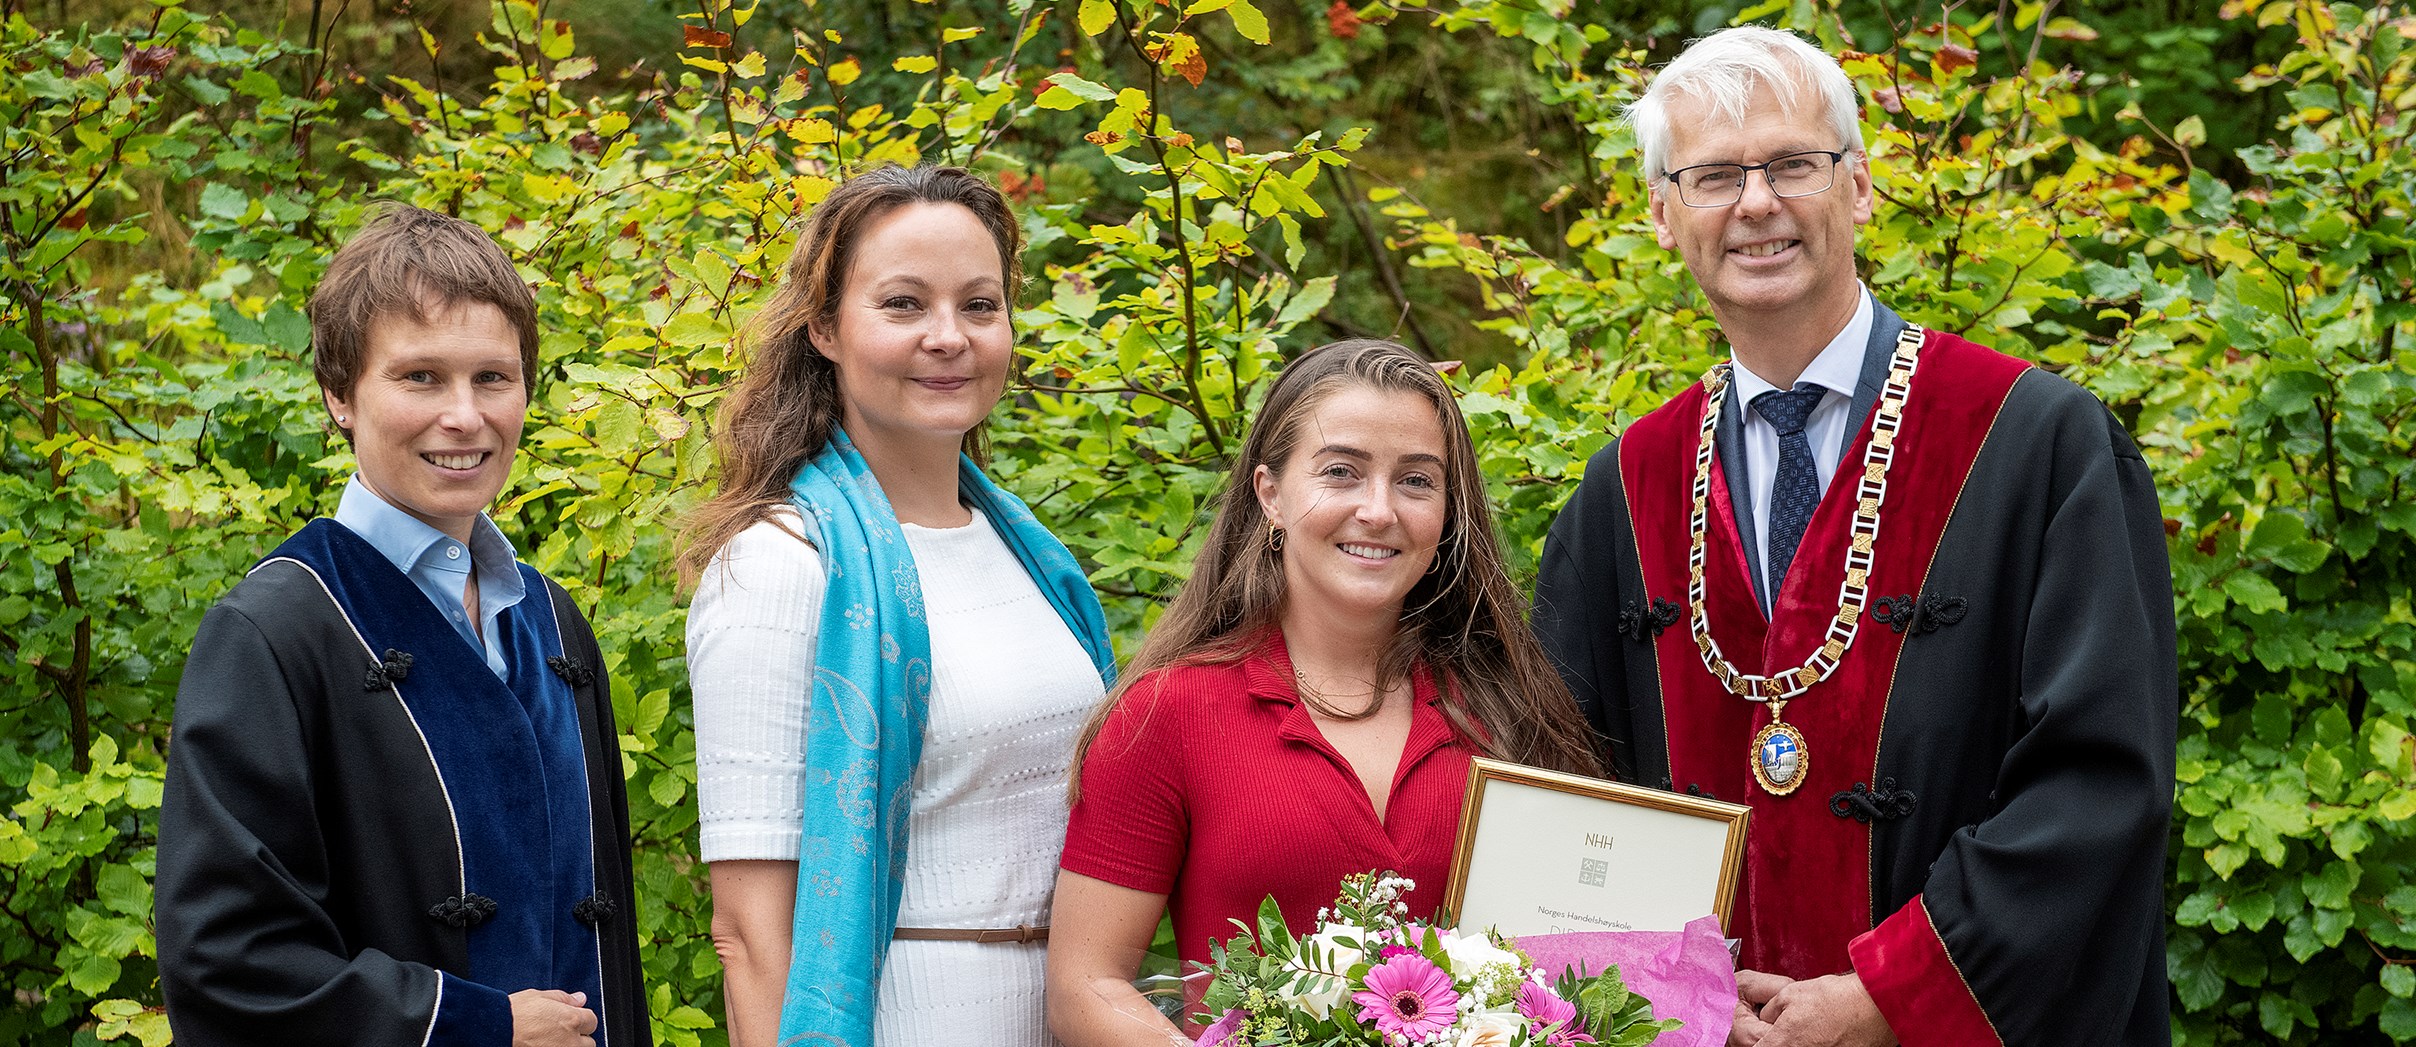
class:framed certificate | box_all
[1443,757,1750,936]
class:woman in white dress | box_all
[679,165,1115,1047]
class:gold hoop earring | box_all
[1268,524,1286,553]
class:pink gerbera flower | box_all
[1514,980,1595,1045]
[1352,953,1461,1043]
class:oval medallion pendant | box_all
[1751,720,1809,796]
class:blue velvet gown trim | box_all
[264,519,606,1044]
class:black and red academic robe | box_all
[1534,302,2177,1046]
[158,520,650,1047]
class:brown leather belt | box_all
[891,924,1050,944]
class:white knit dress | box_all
[688,508,1104,1046]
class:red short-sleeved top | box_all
[1060,629,1474,973]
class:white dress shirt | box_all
[1728,286,1874,612]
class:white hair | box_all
[1627,25,1864,182]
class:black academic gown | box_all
[1533,303,2177,1047]
[158,520,650,1047]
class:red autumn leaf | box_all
[1327,0,1361,40]
[1872,86,1903,114]
[684,26,732,49]
[571,131,603,155]
[2163,518,2183,538]
[1052,365,1075,379]
[1176,47,1206,86]
[129,45,175,79]
[504,214,526,231]
[1084,130,1124,145]
[59,208,88,231]
[1934,43,1977,74]
[620,221,641,239]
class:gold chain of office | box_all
[1685,323,1926,704]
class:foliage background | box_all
[3,0,2412,1043]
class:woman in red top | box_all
[1047,339,1604,1045]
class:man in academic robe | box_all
[1532,26,2176,1047]
[157,206,649,1047]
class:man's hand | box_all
[1755,973,1897,1047]
[1728,969,1793,1047]
[511,988,599,1047]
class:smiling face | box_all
[808,200,1014,465]
[1650,76,1872,343]
[1254,385,1451,627]
[324,299,528,543]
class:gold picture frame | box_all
[1443,757,1750,936]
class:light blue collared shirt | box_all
[1729,285,1875,612]
[333,476,526,681]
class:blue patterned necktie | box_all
[1754,384,1828,605]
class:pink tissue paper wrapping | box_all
[1513,915,1736,1047]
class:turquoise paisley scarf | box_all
[775,427,1114,1047]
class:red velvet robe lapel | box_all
[1618,331,2029,977]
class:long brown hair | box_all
[676,165,1024,587]
[1068,339,1603,801]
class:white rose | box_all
[1281,924,1369,1020]
[1454,1011,1524,1047]
[1440,932,1520,980]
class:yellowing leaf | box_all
[894,55,938,73]
[1159,32,1205,86]
[828,57,862,86]
[2174,115,2206,148]
[942,26,983,43]
[731,50,767,79]
[1079,0,1117,36]
[2042,16,2099,40]
[1035,85,1084,110]
[1226,0,1271,44]
[1043,72,1119,104]
[664,310,729,348]
[538,19,575,60]
[521,173,576,203]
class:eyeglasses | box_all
[1660,150,1854,208]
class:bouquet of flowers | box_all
[1194,872,1682,1047]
